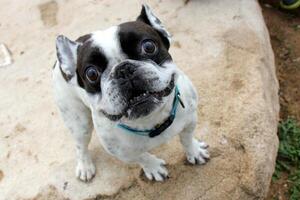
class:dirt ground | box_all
[259,1,300,199]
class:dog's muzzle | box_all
[112,61,150,94]
[107,61,175,120]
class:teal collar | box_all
[117,86,185,138]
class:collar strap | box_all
[117,85,185,138]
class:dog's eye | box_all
[141,40,157,55]
[85,66,99,83]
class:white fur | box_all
[92,27,126,66]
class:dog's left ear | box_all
[137,4,171,49]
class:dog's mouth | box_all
[101,74,175,121]
[128,75,175,108]
[125,74,175,119]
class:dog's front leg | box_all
[56,98,96,182]
[134,152,168,181]
[74,128,95,182]
[179,114,210,165]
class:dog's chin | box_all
[101,74,175,121]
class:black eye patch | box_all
[118,21,171,65]
[76,40,108,94]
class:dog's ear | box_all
[56,35,79,79]
[137,4,171,49]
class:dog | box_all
[52,4,209,182]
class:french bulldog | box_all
[52,4,209,182]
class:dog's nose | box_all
[113,62,136,80]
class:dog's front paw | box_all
[76,158,96,182]
[186,139,210,165]
[142,158,169,182]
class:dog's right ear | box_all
[56,35,79,80]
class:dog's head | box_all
[56,5,178,121]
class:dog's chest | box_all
[90,106,187,158]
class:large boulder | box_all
[0,0,279,199]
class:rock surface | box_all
[0,0,279,199]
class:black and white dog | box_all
[53,5,209,182]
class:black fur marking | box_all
[154,17,162,25]
[136,6,170,49]
[136,6,151,25]
[76,40,108,94]
[53,60,72,82]
[101,110,123,121]
[118,21,171,65]
[52,61,57,69]
[156,31,170,51]
[76,34,92,43]
[53,59,72,82]
[59,65,72,81]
